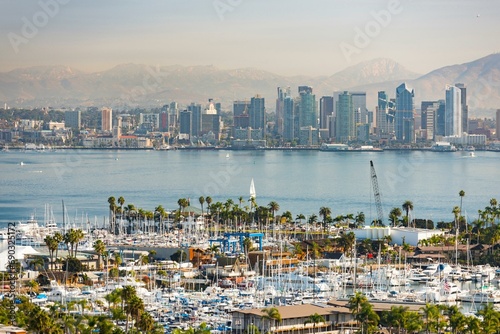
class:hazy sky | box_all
[1,0,499,76]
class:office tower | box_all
[139,113,160,130]
[376,91,388,135]
[298,86,317,128]
[421,101,438,130]
[497,109,500,139]
[435,100,446,137]
[276,87,291,136]
[65,110,81,129]
[249,95,265,132]
[395,83,415,143]
[101,107,112,132]
[160,112,168,131]
[445,85,462,137]
[188,103,202,137]
[283,96,295,141]
[425,108,435,140]
[351,92,367,124]
[335,91,355,142]
[205,99,218,115]
[455,83,468,133]
[234,100,250,117]
[319,96,334,131]
[179,110,192,139]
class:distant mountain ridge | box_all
[0,54,499,114]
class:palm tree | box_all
[420,303,439,334]
[268,201,280,224]
[304,313,325,334]
[319,207,332,232]
[137,312,156,332]
[118,196,125,217]
[261,307,282,333]
[93,239,106,270]
[44,235,58,270]
[199,196,205,217]
[389,207,402,227]
[478,302,499,334]
[402,200,414,227]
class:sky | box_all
[1,0,499,76]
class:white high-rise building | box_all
[101,107,113,132]
[445,85,462,137]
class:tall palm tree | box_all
[199,196,205,217]
[268,201,280,224]
[420,303,439,334]
[261,307,281,333]
[93,239,106,270]
[44,235,58,270]
[304,313,325,334]
[402,200,414,227]
[53,231,63,266]
[118,196,125,218]
[347,292,368,330]
[319,206,332,233]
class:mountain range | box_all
[1,54,499,116]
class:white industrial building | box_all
[353,227,444,246]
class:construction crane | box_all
[370,160,384,226]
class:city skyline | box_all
[1,0,499,76]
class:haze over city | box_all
[2,0,499,76]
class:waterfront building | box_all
[283,95,296,141]
[179,110,192,140]
[249,95,265,136]
[376,91,395,138]
[188,103,202,137]
[445,85,462,137]
[351,91,368,125]
[64,110,81,129]
[232,304,354,334]
[496,109,500,139]
[395,83,415,143]
[298,126,319,146]
[319,96,334,132]
[298,86,317,129]
[101,107,112,132]
[275,87,291,136]
[455,83,469,133]
[335,91,356,143]
[435,100,446,137]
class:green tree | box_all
[93,239,106,270]
[402,200,414,227]
[304,313,325,334]
[261,307,282,333]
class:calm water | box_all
[0,149,498,227]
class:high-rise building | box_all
[496,109,500,139]
[425,108,435,141]
[455,83,468,134]
[421,101,438,130]
[101,107,112,132]
[283,96,296,141]
[445,85,462,137]
[335,91,355,143]
[188,103,202,137]
[65,110,81,129]
[395,83,415,143]
[179,110,192,139]
[319,96,334,130]
[435,100,446,137]
[249,95,265,134]
[351,92,367,124]
[276,87,290,136]
[298,86,317,129]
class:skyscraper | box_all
[319,96,334,130]
[283,96,296,141]
[395,83,415,143]
[179,110,192,139]
[455,83,468,134]
[298,86,317,130]
[101,107,112,132]
[335,91,355,143]
[497,109,500,139]
[445,85,462,137]
[188,103,202,137]
[351,92,367,124]
[276,87,290,136]
[435,100,446,137]
[249,95,265,132]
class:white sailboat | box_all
[249,178,256,200]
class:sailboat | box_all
[249,178,256,200]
